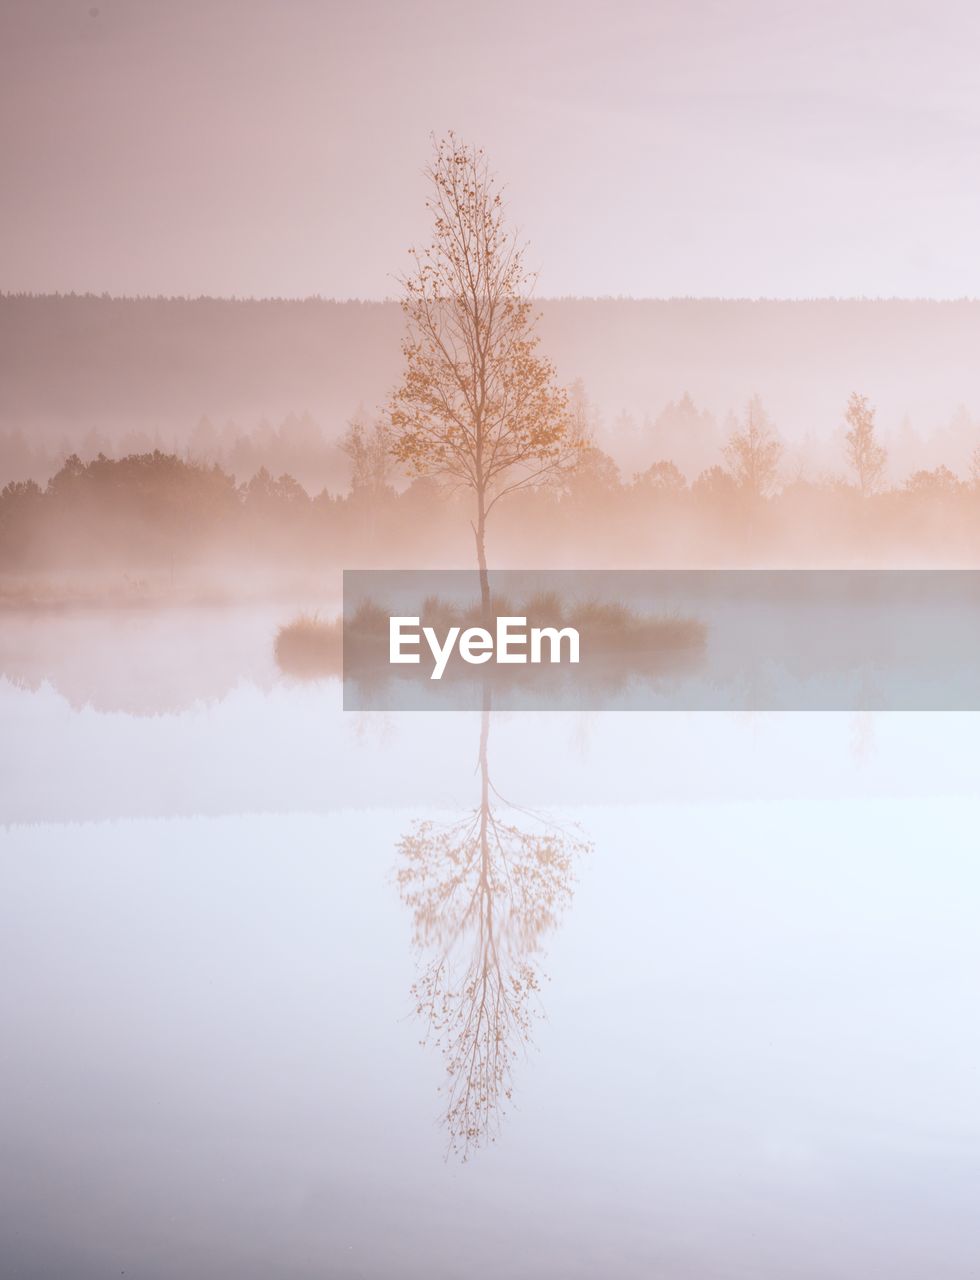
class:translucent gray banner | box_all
[342,570,980,711]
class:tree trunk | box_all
[474,493,491,620]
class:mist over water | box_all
[2,603,980,1276]
[3,372,980,1274]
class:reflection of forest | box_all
[0,608,285,715]
[397,700,590,1158]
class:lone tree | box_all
[389,134,573,610]
[723,395,782,498]
[843,392,887,496]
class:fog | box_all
[5,297,980,487]
[5,5,980,1267]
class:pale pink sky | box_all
[1,0,979,299]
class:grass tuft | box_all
[274,612,342,678]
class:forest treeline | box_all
[2,385,978,496]
[0,411,350,493]
[4,406,980,573]
[6,293,980,480]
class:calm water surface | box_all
[1,608,979,1278]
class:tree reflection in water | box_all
[396,700,591,1158]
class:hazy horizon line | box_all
[7,291,980,306]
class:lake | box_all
[1,606,979,1278]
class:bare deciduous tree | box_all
[844,391,887,496]
[722,395,783,498]
[340,408,394,495]
[389,135,574,610]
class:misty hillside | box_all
[4,295,980,475]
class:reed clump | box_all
[274,612,342,678]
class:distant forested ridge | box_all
[4,295,980,482]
